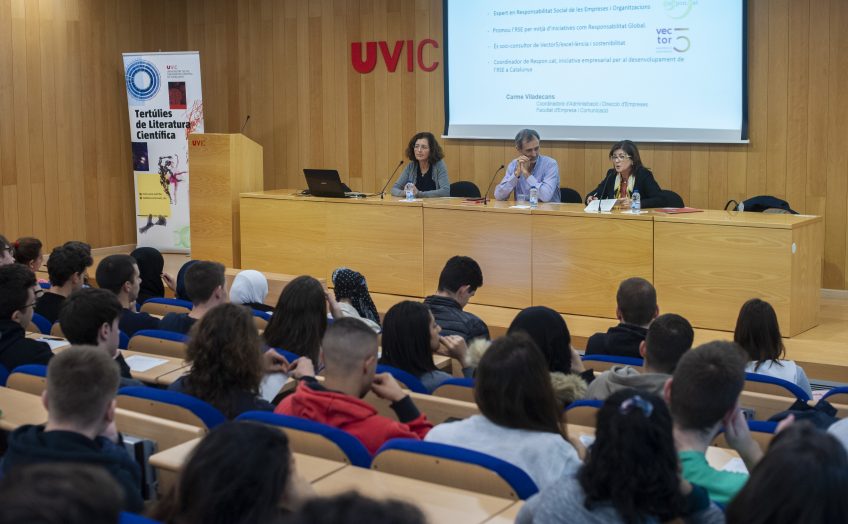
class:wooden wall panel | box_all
[3,0,848,290]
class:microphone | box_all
[481,164,505,205]
[593,169,614,213]
[240,115,251,133]
[378,160,404,199]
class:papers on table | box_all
[584,199,617,212]
[720,457,749,474]
[124,355,168,372]
[510,204,531,209]
[35,338,71,350]
[260,372,290,402]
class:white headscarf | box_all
[230,270,269,306]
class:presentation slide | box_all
[445,0,745,143]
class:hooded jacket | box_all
[0,319,53,373]
[584,365,670,401]
[2,425,143,512]
[275,378,432,454]
[423,295,490,343]
[585,323,648,360]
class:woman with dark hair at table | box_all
[390,131,450,198]
[586,140,665,209]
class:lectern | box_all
[188,133,263,268]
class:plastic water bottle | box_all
[631,189,641,213]
[529,186,539,208]
[738,201,745,212]
[404,183,415,201]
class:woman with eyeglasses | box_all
[517,389,722,524]
[586,140,665,209]
[389,132,450,198]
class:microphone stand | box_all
[595,170,613,213]
[377,160,404,199]
[478,165,505,205]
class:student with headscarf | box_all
[129,247,175,305]
[506,306,594,406]
[229,270,273,313]
[331,267,381,333]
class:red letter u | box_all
[351,42,377,73]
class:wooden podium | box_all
[188,133,263,268]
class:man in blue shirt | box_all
[494,129,560,203]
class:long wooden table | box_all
[239,192,823,335]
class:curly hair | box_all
[578,389,684,523]
[182,304,264,418]
[262,275,327,367]
[404,131,445,164]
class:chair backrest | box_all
[432,378,475,402]
[117,386,226,429]
[252,309,270,330]
[120,512,162,524]
[115,408,205,452]
[821,387,848,417]
[140,297,193,316]
[7,364,48,395]
[738,390,801,420]
[118,330,130,350]
[581,354,644,372]
[128,330,189,359]
[713,420,777,451]
[0,364,9,387]
[563,399,602,427]
[376,364,429,394]
[449,181,482,198]
[372,439,538,500]
[29,313,53,335]
[744,372,810,401]
[661,189,685,208]
[362,390,480,425]
[559,187,583,204]
[273,348,301,364]
[50,322,65,338]
[236,411,372,467]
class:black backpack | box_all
[724,195,798,214]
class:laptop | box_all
[303,169,365,198]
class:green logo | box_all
[664,0,696,19]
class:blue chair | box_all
[581,354,644,371]
[139,297,193,316]
[0,364,9,387]
[251,309,271,329]
[273,348,301,364]
[117,386,226,429]
[128,329,189,359]
[7,364,48,395]
[252,309,272,321]
[372,439,538,500]
[432,377,474,402]
[744,372,811,402]
[819,387,848,417]
[564,399,603,427]
[236,411,372,467]
[38,282,50,289]
[120,512,162,524]
[118,330,130,350]
[376,364,428,394]
[29,312,53,335]
[714,419,778,450]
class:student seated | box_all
[734,298,812,397]
[726,422,848,524]
[35,243,93,324]
[423,255,489,343]
[666,341,763,504]
[586,313,694,401]
[517,390,722,523]
[0,264,53,371]
[585,277,659,360]
[331,267,381,333]
[276,317,433,454]
[286,492,425,524]
[506,306,591,405]
[95,254,160,336]
[151,421,312,523]
[2,347,143,511]
[380,301,472,393]
[12,236,44,274]
[130,246,176,305]
[263,275,333,367]
[0,463,124,524]
[230,269,274,313]
[60,288,142,388]
[425,333,581,489]
[169,304,286,418]
[158,260,227,335]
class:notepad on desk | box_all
[124,355,168,373]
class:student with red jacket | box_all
[276,317,432,454]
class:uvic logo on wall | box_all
[351,39,440,73]
[125,59,161,102]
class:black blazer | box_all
[587,166,664,209]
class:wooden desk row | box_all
[239,192,823,335]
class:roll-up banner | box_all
[122,51,204,252]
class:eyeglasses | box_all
[619,395,654,418]
[610,154,631,161]
[22,301,37,310]
[413,144,430,150]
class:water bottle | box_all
[404,182,415,201]
[738,201,744,212]
[631,189,641,213]
[529,186,539,208]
